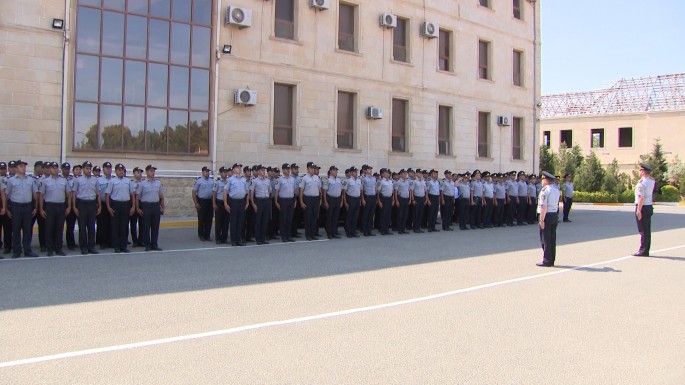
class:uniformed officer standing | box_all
[394,169,411,234]
[243,166,257,243]
[425,170,440,232]
[136,165,164,251]
[440,170,456,231]
[470,170,484,229]
[30,161,47,252]
[192,166,215,242]
[290,163,302,238]
[482,171,495,228]
[536,171,560,267]
[377,168,394,236]
[411,169,428,233]
[213,167,230,244]
[96,162,113,248]
[342,166,362,238]
[299,162,322,241]
[516,171,529,226]
[106,163,135,253]
[360,165,377,237]
[129,167,143,247]
[39,162,71,256]
[274,163,296,243]
[250,165,272,245]
[322,166,343,239]
[224,163,249,247]
[0,162,9,255]
[633,162,655,257]
[6,160,39,258]
[61,163,79,250]
[457,173,471,230]
[72,161,100,255]
[506,171,518,226]
[561,174,574,222]
[494,173,506,227]
[527,175,538,224]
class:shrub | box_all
[618,190,634,203]
[656,185,681,202]
[572,191,618,203]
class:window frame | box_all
[618,127,633,148]
[336,90,357,150]
[513,49,524,87]
[479,0,491,9]
[591,128,605,149]
[478,39,491,80]
[272,82,297,146]
[337,1,358,53]
[392,16,410,63]
[542,130,551,147]
[477,111,490,158]
[437,105,452,155]
[391,98,409,153]
[438,29,453,72]
[512,116,523,160]
[560,129,573,148]
[274,0,297,41]
[513,0,523,20]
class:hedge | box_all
[573,189,682,203]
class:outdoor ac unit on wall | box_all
[380,13,398,28]
[366,106,384,119]
[497,116,510,126]
[226,6,252,28]
[420,22,439,38]
[309,0,330,10]
[234,89,257,106]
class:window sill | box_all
[334,147,362,154]
[437,69,457,77]
[477,78,495,84]
[475,157,495,162]
[512,83,526,89]
[436,154,456,159]
[335,48,363,57]
[511,158,526,162]
[269,36,303,46]
[389,151,413,157]
[390,59,413,67]
[268,144,302,151]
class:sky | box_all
[541,0,685,95]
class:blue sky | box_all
[541,0,685,95]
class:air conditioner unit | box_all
[234,89,257,106]
[366,106,384,120]
[309,0,330,10]
[420,22,439,38]
[379,13,397,28]
[225,6,252,28]
[497,116,510,126]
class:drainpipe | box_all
[211,0,222,173]
[529,0,539,172]
[60,0,72,164]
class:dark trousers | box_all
[440,195,455,230]
[379,195,393,234]
[32,210,45,249]
[269,200,279,238]
[129,211,141,246]
[517,199,528,225]
[197,198,213,240]
[527,198,538,223]
[254,197,271,243]
[278,198,295,241]
[11,203,33,255]
[110,200,131,250]
[412,198,426,232]
[635,205,653,255]
[506,197,517,225]
[539,212,559,265]
[345,196,360,236]
[65,210,77,248]
[427,194,440,230]
[140,202,161,248]
[326,195,342,237]
[229,198,246,245]
[458,198,470,229]
[483,197,494,227]
[45,202,66,253]
[292,203,303,236]
[77,200,97,252]
[495,198,506,226]
[470,197,483,228]
[96,200,111,247]
[244,204,255,241]
[397,197,409,233]
[1,209,11,251]
[303,195,320,239]
[215,201,229,243]
[563,197,573,221]
[362,195,377,235]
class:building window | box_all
[438,29,452,72]
[477,111,490,158]
[338,2,357,52]
[275,0,295,40]
[73,0,212,154]
[591,128,605,148]
[618,127,633,148]
[479,0,490,8]
[513,50,523,86]
[337,91,356,149]
[392,99,408,152]
[543,131,550,147]
[274,83,295,146]
[393,17,409,63]
[478,40,490,80]
[438,106,452,155]
[560,129,573,148]
[512,117,523,159]
[513,0,522,19]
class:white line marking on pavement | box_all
[1,244,684,369]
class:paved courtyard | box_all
[1,205,684,384]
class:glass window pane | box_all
[100,104,122,150]
[190,69,209,110]
[169,66,189,109]
[338,4,354,51]
[126,15,147,59]
[172,0,191,22]
[76,7,101,54]
[275,0,294,39]
[74,102,99,150]
[168,110,188,153]
[100,58,123,103]
[127,0,148,14]
[393,19,407,62]
[149,19,170,62]
[80,0,101,6]
[189,111,209,154]
[146,108,167,152]
[192,0,212,25]
[191,26,210,68]
[75,54,100,101]
[103,0,124,10]
[150,0,170,18]
[102,11,124,56]
[170,22,190,65]
[147,63,168,107]
[124,60,146,105]
[123,106,145,151]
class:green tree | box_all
[602,159,628,195]
[639,139,668,194]
[574,151,605,192]
[555,143,583,178]
[539,145,556,174]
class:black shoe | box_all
[47,251,54,257]
[145,246,151,251]
[199,236,206,242]
[120,249,130,253]
[114,248,121,253]
[232,243,239,247]
[563,220,572,223]
[40,246,47,252]
[81,249,89,255]
[311,237,319,241]
[206,237,213,242]
[133,243,143,248]
[25,251,39,258]
[4,248,12,254]
[55,250,66,256]
[88,249,99,254]
[244,238,254,243]
[536,262,553,267]
[442,228,453,231]
[150,247,162,251]
[632,252,649,257]
[67,245,76,251]
[332,235,341,239]
[413,230,424,233]
[256,241,263,245]
[12,254,21,259]
[0,255,3,259]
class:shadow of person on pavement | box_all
[552,266,622,273]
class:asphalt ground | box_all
[1,206,684,384]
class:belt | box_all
[255,197,270,200]
[76,199,96,203]
[229,197,246,200]
[140,201,160,204]
[327,194,342,198]
[11,202,32,206]
[111,200,130,203]
[45,201,66,205]
[304,195,319,198]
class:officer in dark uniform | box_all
[73,161,100,255]
[633,162,655,257]
[213,166,230,244]
[299,162,322,241]
[440,170,455,231]
[29,161,47,252]
[61,163,79,250]
[360,165,377,236]
[322,166,343,239]
[224,163,249,247]
[129,166,144,247]
[106,163,135,253]
[39,162,71,256]
[274,163,296,243]
[250,165,272,245]
[192,166,215,242]
[394,169,411,234]
[243,165,256,243]
[494,173,506,227]
[342,166,362,238]
[0,161,9,255]
[377,168,394,235]
[290,163,303,238]
[6,160,40,258]
[95,163,113,248]
[536,171,560,267]
[136,165,164,251]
